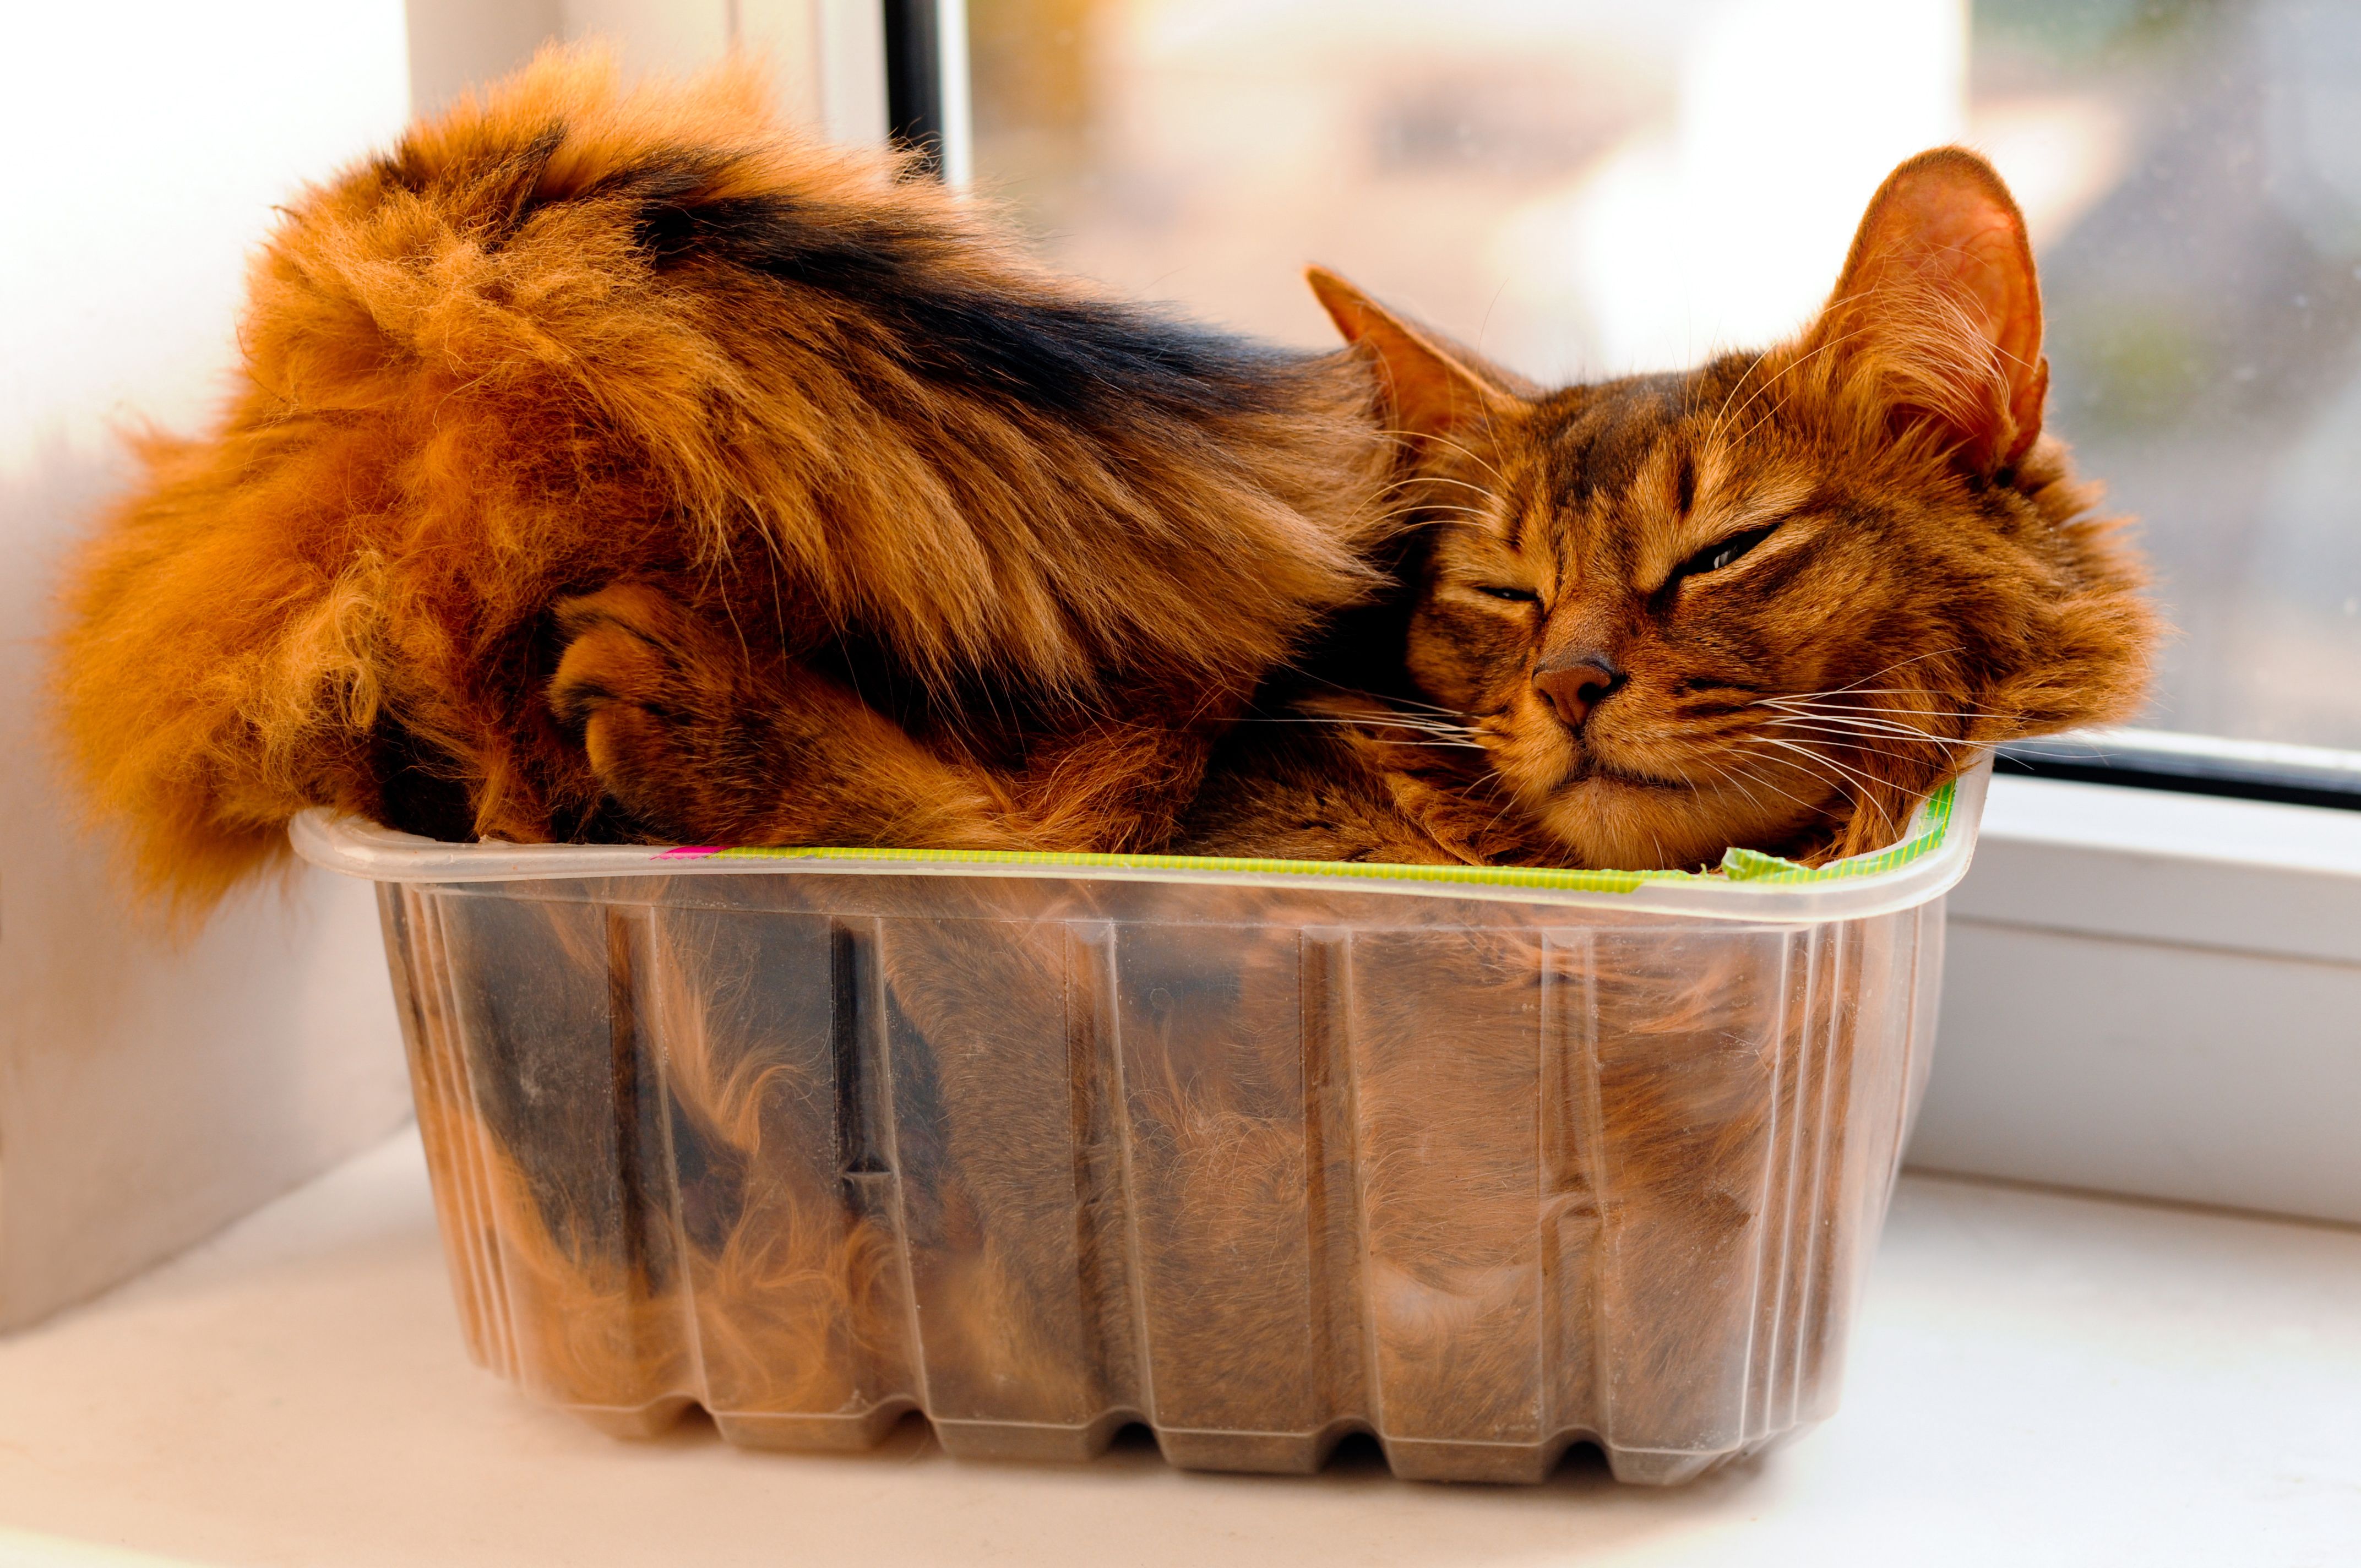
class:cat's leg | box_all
[550,582,1032,848]
[1007,715,1222,854]
[552,582,1229,854]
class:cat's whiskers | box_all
[1717,752,1834,823]
[1243,714,1472,733]
[1408,504,1508,527]
[1781,647,1967,701]
[1732,736,1908,831]
[1301,706,1475,728]
[1755,704,1963,731]
[1747,680,1985,765]
[1755,714,1980,751]
[1280,670,1476,722]
[1712,758,1785,828]
[1238,715,1486,750]
[1477,771,1529,842]
[1378,693,1477,719]
[1760,695,1982,711]
[1759,701,1987,725]
[1750,723,1966,771]
[1753,731,1910,797]
[1772,692,1949,703]
[1736,750,1891,838]
[1726,362,1830,453]
[1703,321,1877,451]
[1726,296,1965,451]
[1374,473,1500,507]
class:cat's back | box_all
[241,46,1397,686]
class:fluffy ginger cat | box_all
[47,50,2165,1480]
[52,48,2153,907]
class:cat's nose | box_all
[1533,653,1624,729]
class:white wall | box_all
[405,0,890,145]
[0,2,419,1330]
[0,0,900,1333]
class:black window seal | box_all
[1999,735,2361,814]
[883,0,946,177]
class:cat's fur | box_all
[52,47,1395,916]
[389,869,1902,1475]
[573,153,2155,873]
[53,51,2152,912]
[1181,154,2153,868]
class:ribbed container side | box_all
[378,872,1943,1487]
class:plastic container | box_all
[293,756,1989,1486]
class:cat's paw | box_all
[551,583,1035,850]
[551,583,752,841]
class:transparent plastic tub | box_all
[293,756,1989,1487]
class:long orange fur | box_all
[53,47,1396,916]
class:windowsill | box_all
[1965,773,2361,963]
[1,1128,2355,1565]
[1914,774,2361,1226]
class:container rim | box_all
[291,755,1990,924]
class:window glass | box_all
[969,0,2361,750]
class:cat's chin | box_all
[1549,756,1693,793]
[1526,769,1834,873]
[1527,792,1717,873]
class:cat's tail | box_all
[51,424,417,915]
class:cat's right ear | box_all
[1813,148,2047,474]
[1307,267,1522,442]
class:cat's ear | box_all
[1306,266,1524,442]
[1815,148,2047,473]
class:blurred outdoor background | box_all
[968,0,2361,752]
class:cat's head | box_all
[1311,148,2157,869]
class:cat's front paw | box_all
[551,582,750,842]
[551,583,1036,851]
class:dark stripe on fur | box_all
[373,130,1304,424]
[619,161,1297,422]
[373,125,570,247]
[1551,374,1682,505]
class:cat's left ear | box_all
[1307,267,1528,443]
[1817,147,2047,473]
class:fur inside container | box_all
[295,757,1988,1486]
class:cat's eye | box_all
[1674,522,1781,582]
[1476,585,1540,603]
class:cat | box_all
[1172,157,2157,867]
[51,47,2158,1478]
[577,152,2155,870]
[362,137,2158,1477]
[52,43,2149,902]
[51,46,1397,916]
[388,853,1920,1476]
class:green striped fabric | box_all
[657,777,1961,894]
